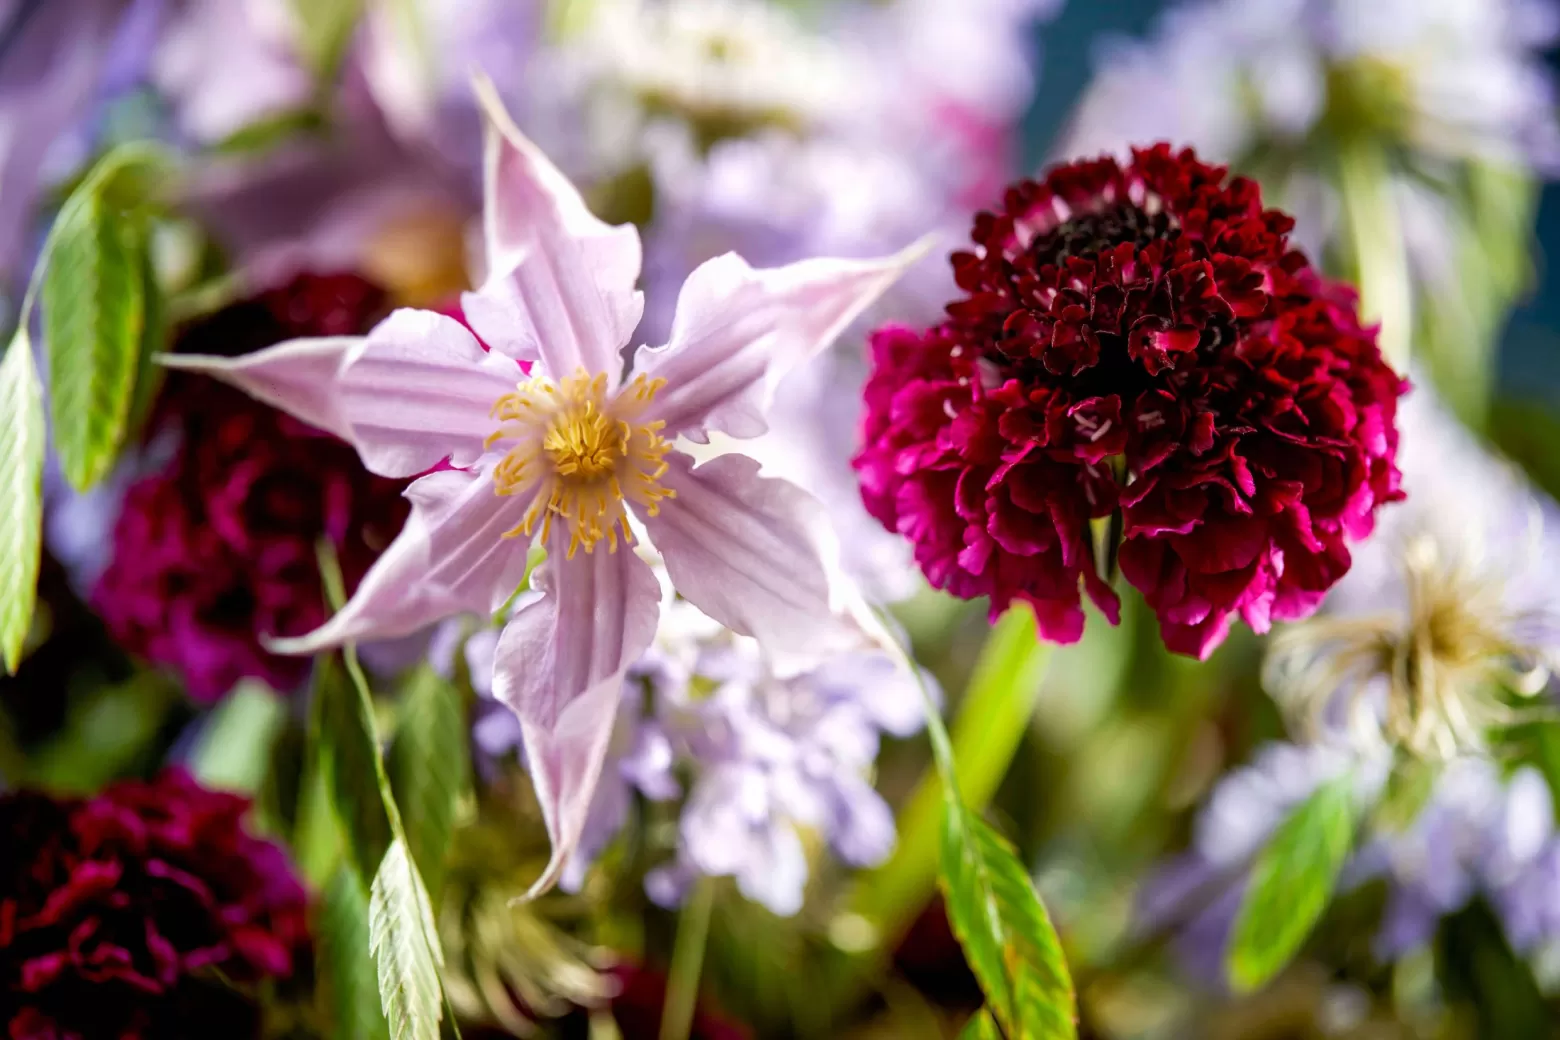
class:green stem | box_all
[1336,138,1412,370]
[849,605,1052,948]
[660,879,716,1040]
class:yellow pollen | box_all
[487,370,675,559]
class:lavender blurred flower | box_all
[1145,741,1560,975]
[1062,0,1560,172]
[1265,391,1560,759]
[152,0,313,143]
[162,82,924,895]
[456,568,927,916]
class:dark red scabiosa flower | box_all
[0,769,311,1039]
[855,146,1406,657]
[92,274,409,701]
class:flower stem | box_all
[1336,137,1412,370]
[848,604,1052,949]
[660,878,716,1040]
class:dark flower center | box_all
[1027,200,1177,269]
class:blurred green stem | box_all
[661,879,716,1040]
[849,605,1052,949]
[1336,137,1412,370]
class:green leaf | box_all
[320,866,392,1040]
[854,604,1052,945]
[369,839,445,1040]
[43,189,145,491]
[318,656,394,882]
[940,807,1076,1039]
[125,235,167,440]
[388,664,469,900]
[0,329,44,674]
[190,681,288,795]
[960,1008,1004,1040]
[1226,774,1356,993]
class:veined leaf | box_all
[940,804,1076,1039]
[388,664,469,899]
[318,656,394,882]
[960,1008,1003,1040]
[43,189,145,491]
[320,866,391,1040]
[0,329,44,674]
[1227,773,1356,993]
[369,839,445,1040]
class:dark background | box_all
[1022,0,1560,403]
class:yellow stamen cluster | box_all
[487,370,675,558]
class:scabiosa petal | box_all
[854,145,1407,656]
[0,770,311,1038]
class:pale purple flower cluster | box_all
[451,586,927,915]
[1142,742,1560,976]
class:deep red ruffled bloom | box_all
[0,770,311,1039]
[855,146,1406,657]
[92,274,408,700]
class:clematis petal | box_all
[491,534,661,898]
[463,74,642,377]
[157,336,361,440]
[268,466,534,654]
[633,239,931,442]
[336,308,522,477]
[637,451,861,671]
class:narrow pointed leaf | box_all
[941,804,1076,1038]
[388,664,469,899]
[1226,773,1356,993]
[369,839,445,1040]
[961,1008,1003,1040]
[318,656,394,882]
[320,866,392,1040]
[0,330,44,674]
[43,191,146,490]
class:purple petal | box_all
[337,308,521,477]
[634,240,930,441]
[268,467,533,654]
[465,76,642,376]
[157,336,361,440]
[490,535,661,898]
[638,451,860,668]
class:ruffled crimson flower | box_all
[855,146,1406,657]
[0,769,311,1039]
[92,273,408,701]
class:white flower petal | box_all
[633,239,930,441]
[157,336,362,441]
[268,466,532,653]
[491,534,661,898]
[638,451,861,670]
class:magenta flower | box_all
[161,84,923,894]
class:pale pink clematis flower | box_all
[159,82,925,895]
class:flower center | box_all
[1027,200,1176,270]
[487,370,675,559]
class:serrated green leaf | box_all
[940,807,1076,1039]
[0,329,44,675]
[960,1008,1003,1040]
[320,866,392,1040]
[319,656,394,882]
[388,664,469,900]
[1227,774,1356,993]
[369,839,445,1040]
[43,190,145,491]
[125,234,167,440]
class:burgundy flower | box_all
[92,274,408,701]
[0,769,311,1039]
[855,146,1406,657]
